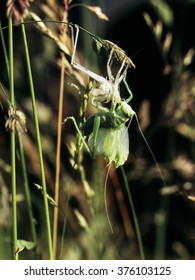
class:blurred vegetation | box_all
[0,0,195,260]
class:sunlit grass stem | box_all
[21,20,53,259]
[53,52,65,259]
[8,16,18,260]
[1,16,39,258]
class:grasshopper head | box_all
[117,101,135,122]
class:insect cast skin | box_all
[70,24,130,105]
[70,23,135,69]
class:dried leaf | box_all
[176,123,195,141]
[186,195,195,202]
[92,37,135,68]
[173,155,195,179]
[29,12,70,55]
[6,0,33,23]
[160,185,179,195]
[138,100,151,131]
[83,179,95,198]
[162,32,173,53]
[183,48,195,66]
[5,106,27,134]
[74,209,89,229]
[83,5,109,21]
[143,12,154,29]
[154,20,163,39]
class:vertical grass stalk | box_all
[121,166,145,260]
[18,135,39,258]
[8,16,18,260]
[53,52,65,259]
[21,20,53,259]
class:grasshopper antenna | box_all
[134,114,166,187]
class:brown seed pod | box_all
[5,105,27,134]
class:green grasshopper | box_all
[2,15,135,165]
[18,17,163,172]
[66,23,162,171]
[64,89,134,168]
[64,25,136,168]
[81,87,135,168]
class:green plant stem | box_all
[121,166,145,260]
[8,16,18,260]
[18,134,39,258]
[53,52,65,259]
[21,20,53,259]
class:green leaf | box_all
[34,183,57,206]
[16,240,35,253]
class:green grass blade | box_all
[18,134,40,258]
[8,16,18,260]
[121,166,145,260]
[21,20,53,259]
